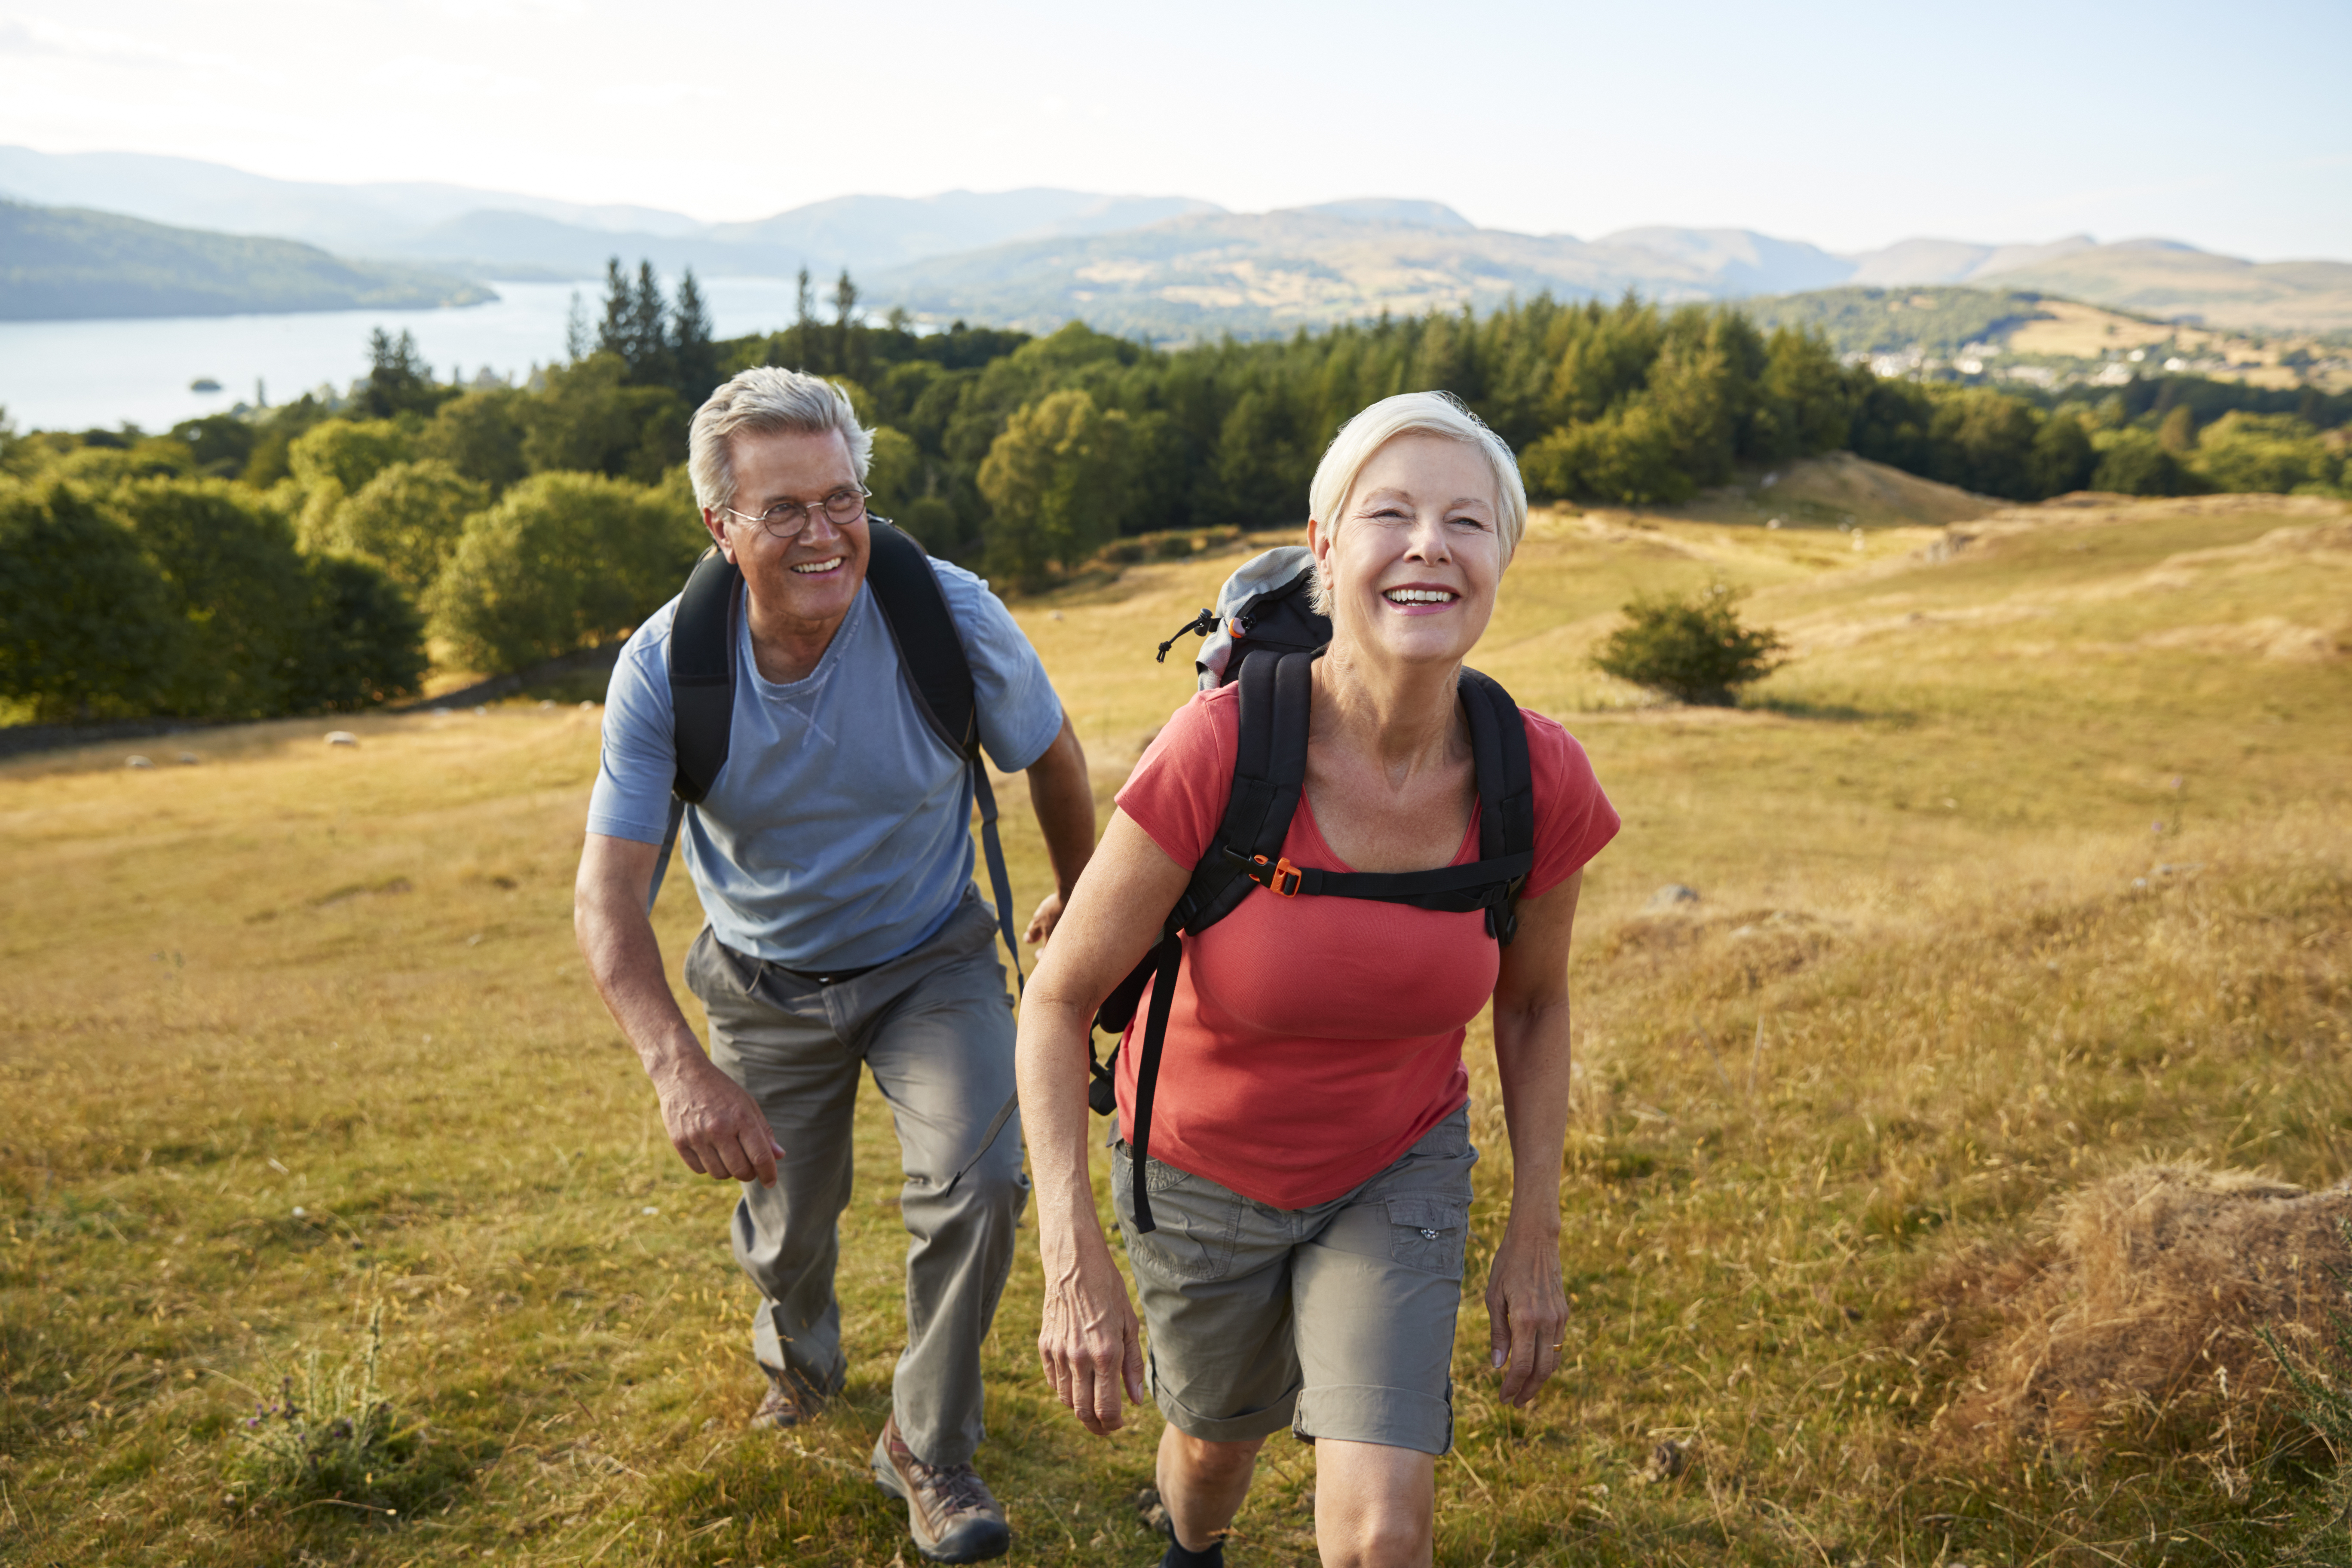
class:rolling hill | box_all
[0,201,495,321]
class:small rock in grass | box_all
[177,752,199,765]
[126,755,153,769]
[539,699,555,710]
[1636,1436,1690,1484]
[1643,884,1700,913]
[325,731,358,747]
[473,705,488,717]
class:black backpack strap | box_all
[1458,668,1535,944]
[649,546,742,913]
[863,519,976,755]
[1123,925,1184,1233]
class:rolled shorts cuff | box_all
[1293,1382,1454,1456]
[1152,1354,1300,1443]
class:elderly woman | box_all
[1014,392,1619,1567]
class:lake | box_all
[0,278,817,434]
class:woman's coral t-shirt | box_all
[1112,683,1620,1210]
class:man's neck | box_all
[743,585,853,686]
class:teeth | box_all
[1384,589,1456,603]
[791,557,844,575]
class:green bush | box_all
[292,555,428,711]
[2195,411,2344,496]
[1592,582,1785,705]
[428,471,701,673]
[321,459,490,595]
[2091,428,2197,496]
[0,482,183,720]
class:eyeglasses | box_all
[722,486,870,541]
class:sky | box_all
[3,0,2348,259]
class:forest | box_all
[4,260,2349,723]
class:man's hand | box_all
[654,1052,785,1187]
[1024,891,1066,944]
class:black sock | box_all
[1161,1528,1225,1568]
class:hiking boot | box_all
[870,1413,1011,1563]
[747,1363,825,1430]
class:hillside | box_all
[1748,285,2352,392]
[1984,241,2352,333]
[0,201,494,321]
[4,493,2349,1565]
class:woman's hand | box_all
[1484,1216,1568,1406]
[1038,1229,1148,1434]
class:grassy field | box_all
[3,485,2349,1566]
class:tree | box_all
[2028,411,2098,498]
[672,268,718,403]
[359,328,441,419]
[416,388,528,492]
[628,262,673,388]
[977,389,1137,590]
[2090,429,2194,496]
[564,289,591,362]
[1592,583,1785,705]
[1520,397,1687,505]
[1924,388,2040,499]
[321,459,490,595]
[0,482,182,720]
[515,355,688,484]
[864,426,922,517]
[833,269,861,382]
[597,258,633,362]
[289,554,427,710]
[428,472,701,672]
[116,479,315,716]
[2194,411,2340,495]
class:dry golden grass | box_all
[3,491,2349,1565]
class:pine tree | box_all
[833,269,860,377]
[671,268,718,403]
[794,267,816,370]
[597,258,631,359]
[628,262,672,386]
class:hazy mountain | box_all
[0,200,493,321]
[1599,227,1855,294]
[0,147,1219,281]
[1976,241,2352,331]
[0,146,697,254]
[1842,234,2098,286]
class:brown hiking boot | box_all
[747,1363,825,1430]
[870,1413,1010,1563]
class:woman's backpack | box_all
[1102,547,1536,1231]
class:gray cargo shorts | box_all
[1112,1105,1477,1456]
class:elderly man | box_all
[575,367,1094,1564]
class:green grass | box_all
[2,496,2348,1565]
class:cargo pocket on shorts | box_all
[1112,1139,1240,1282]
[1385,1196,1468,1279]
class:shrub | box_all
[291,554,428,711]
[228,1303,452,1519]
[1592,582,1785,705]
[0,482,183,720]
[428,471,701,673]
[320,459,489,595]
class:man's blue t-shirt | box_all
[586,557,1063,971]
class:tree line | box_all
[4,265,2347,723]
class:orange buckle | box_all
[1250,854,1304,897]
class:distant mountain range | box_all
[3,145,2348,334]
[0,201,490,321]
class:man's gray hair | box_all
[687,367,873,514]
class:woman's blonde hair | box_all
[1305,391,1526,614]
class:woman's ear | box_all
[1306,516,1330,566]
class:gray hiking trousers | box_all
[683,890,1029,1467]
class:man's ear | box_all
[701,508,735,563]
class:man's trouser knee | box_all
[684,893,1028,1467]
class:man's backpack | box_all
[1101,546,1537,1233]
[649,518,1027,1000]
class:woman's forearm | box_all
[1491,997,1574,1232]
[1015,991,1114,1258]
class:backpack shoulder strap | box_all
[858,518,1026,1005]
[862,518,976,756]
[670,545,741,803]
[1179,648,1314,932]
[1457,667,1535,944]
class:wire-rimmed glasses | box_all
[722,485,869,542]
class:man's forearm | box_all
[576,888,706,1082]
[1029,718,1097,897]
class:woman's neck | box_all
[1311,639,1464,785]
